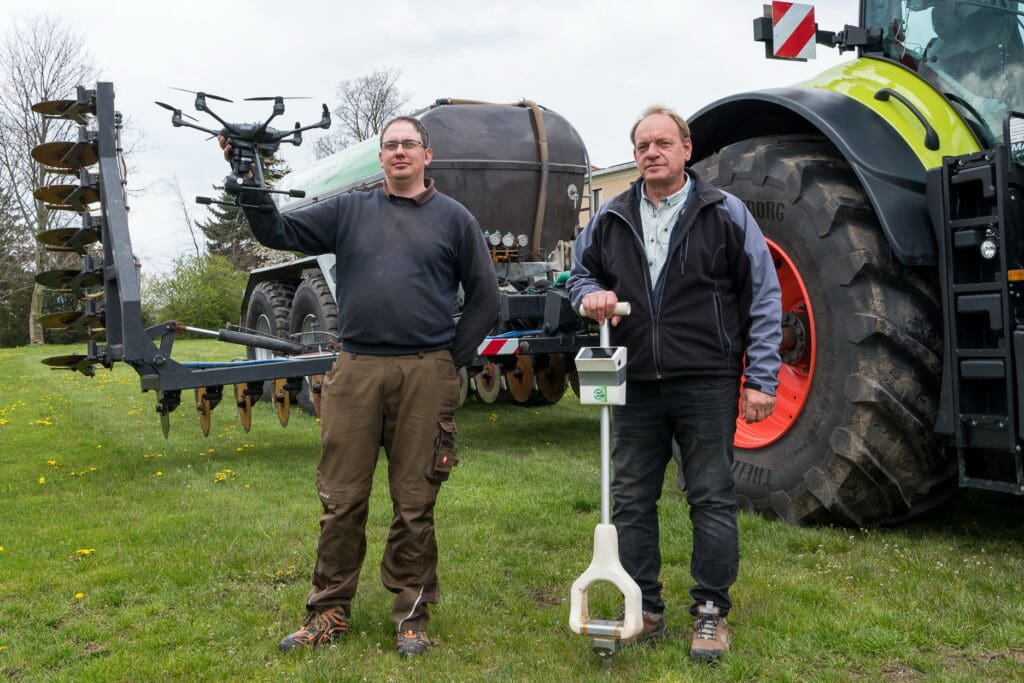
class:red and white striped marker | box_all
[772,2,816,60]
[477,338,521,357]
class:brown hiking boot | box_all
[625,611,667,646]
[278,606,349,651]
[396,629,430,657]
[690,601,730,661]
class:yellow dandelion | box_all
[244,484,251,489]
[76,548,96,556]
[69,472,76,477]
[46,459,57,466]
[0,546,5,552]
[38,477,46,484]
[74,592,85,600]
[155,471,163,477]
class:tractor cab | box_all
[867,0,1024,146]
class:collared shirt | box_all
[639,173,692,285]
[383,177,437,205]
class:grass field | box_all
[1,341,1023,682]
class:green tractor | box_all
[688,0,1024,525]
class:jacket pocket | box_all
[713,289,732,357]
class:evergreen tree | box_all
[196,153,291,271]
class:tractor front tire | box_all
[693,135,955,526]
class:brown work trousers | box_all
[307,350,460,632]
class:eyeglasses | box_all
[381,139,426,151]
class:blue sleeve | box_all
[726,196,782,395]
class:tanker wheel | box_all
[473,361,505,404]
[288,275,338,416]
[244,280,296,403]
[693,134,954,527]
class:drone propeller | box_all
[170,87,233,103]
[154,101,199,121]
[244,96,313,101]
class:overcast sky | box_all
[4,0,858,273]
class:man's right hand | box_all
[581,290,622,326]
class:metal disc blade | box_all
[38,310,84,328]
[36,227,100,252]
[196,387,212,437]
[35,268,101,291]
[473,362,504,404]
[31,141,98,169]
[504,355,536,403]
[273,378,291,427]
[31,99,95,117]
[568,371,581,399]
[235,383,253,433]
[37,311,102,332]
[33,184,100,206]
[536,353,568,403]
[41,354,97,377]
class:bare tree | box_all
[0,15,97,344]
[314,69,411,159]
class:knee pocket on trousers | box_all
[426,417,458,483]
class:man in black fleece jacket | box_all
[568,106,781,661]
[230,117,499,657]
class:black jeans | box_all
[611,375,740,616]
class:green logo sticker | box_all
[591,387,608,402]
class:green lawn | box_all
[1,341,1023,681]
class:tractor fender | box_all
[690,87,941,266]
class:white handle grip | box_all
[578,301,631,318]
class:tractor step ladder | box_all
[936,127,1024,494]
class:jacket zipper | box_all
[608,206,663,377]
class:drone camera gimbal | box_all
[156,89,331,209]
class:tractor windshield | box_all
[867,0,1024,145]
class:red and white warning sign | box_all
[772,2,816,60]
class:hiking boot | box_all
[690,601,730,661]
[278,606,349,651]
[396,629,430,657]
[625,611,667,646]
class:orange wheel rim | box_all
[734,238,816,449]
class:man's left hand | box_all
[742,387,775,424]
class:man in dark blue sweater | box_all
[231,117,499,657]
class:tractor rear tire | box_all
[289,274,339,416]
[243,281,296,404]
[693,135,955,526]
